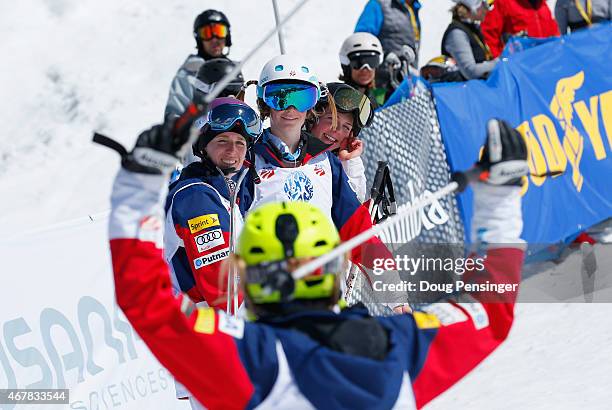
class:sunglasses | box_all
[205,102,262,139]
[332,86,373,130]
[348,52,381,70]
[198,23,228,41]
[261,82,320,112]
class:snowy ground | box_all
[2,0,611,409]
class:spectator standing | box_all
[481,0,560,57]
[165,10,234,120]
[442,0,498,80]
[339,32,387,108]
[355,0,422,64]
[555,0,612,34]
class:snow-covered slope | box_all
[2,0,610,409]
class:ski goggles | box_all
[331,85,374,129]
[197,23,228,40]
[484,0,495,11]
[205,102,263,139]
[348,52,381,70]
[261,82,320,112]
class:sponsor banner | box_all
[433,24,612,244]
[0,220,189,410]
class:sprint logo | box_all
[193,248,230,269]
[188,214,220,234]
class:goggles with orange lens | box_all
[198,23,228,41]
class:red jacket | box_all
[482,0,560,57]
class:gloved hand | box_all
[384,52,402,70]
[94,104,203,175]
[476,118,529,186]
[400,45,416,67]
[451,119,529,192]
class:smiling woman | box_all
[163,97,262,314]
[248,55,409,311]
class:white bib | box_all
[251,154,333,221]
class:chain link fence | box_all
[345,91,465,315]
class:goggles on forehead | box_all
[331,86,374,130]
[261,82,320,112]
[348,52,382,70]
[204,102,263,140]
[198,23,228,41]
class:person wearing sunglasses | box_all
[164,9,235,120]
[308,82,374,202]
[338,32,389,108]
[441,0,499,80]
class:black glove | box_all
[451,119,529,191]
[93,104,203,175]
[477,118,529,186]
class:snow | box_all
[1,0,610,408]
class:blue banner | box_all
[433,23,612,244]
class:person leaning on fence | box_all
[307,82,375,202]
[338,32,388,108]
[164,9,236,120]
[441,0,498,80]
[555,0,611,34]
[480,0,560,58]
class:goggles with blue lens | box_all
[261,82,320,112]
[206,102,263,140]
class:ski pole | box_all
[293,180,460,281]
[204,0,310,105]
[271,0,287,54]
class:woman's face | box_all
[205,131,247,172]
[351,66,376,87]
[310,107,354,150]
[269,106,307,135]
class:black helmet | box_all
[193,9,232,55]
[193,58,244,104]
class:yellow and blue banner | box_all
[434,23,612,244]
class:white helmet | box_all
[257,54,320,97]
[339,32,383,66]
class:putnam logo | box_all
[188,214,220,234]
[193,248,230,269]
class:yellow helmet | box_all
[237,201,342,305]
